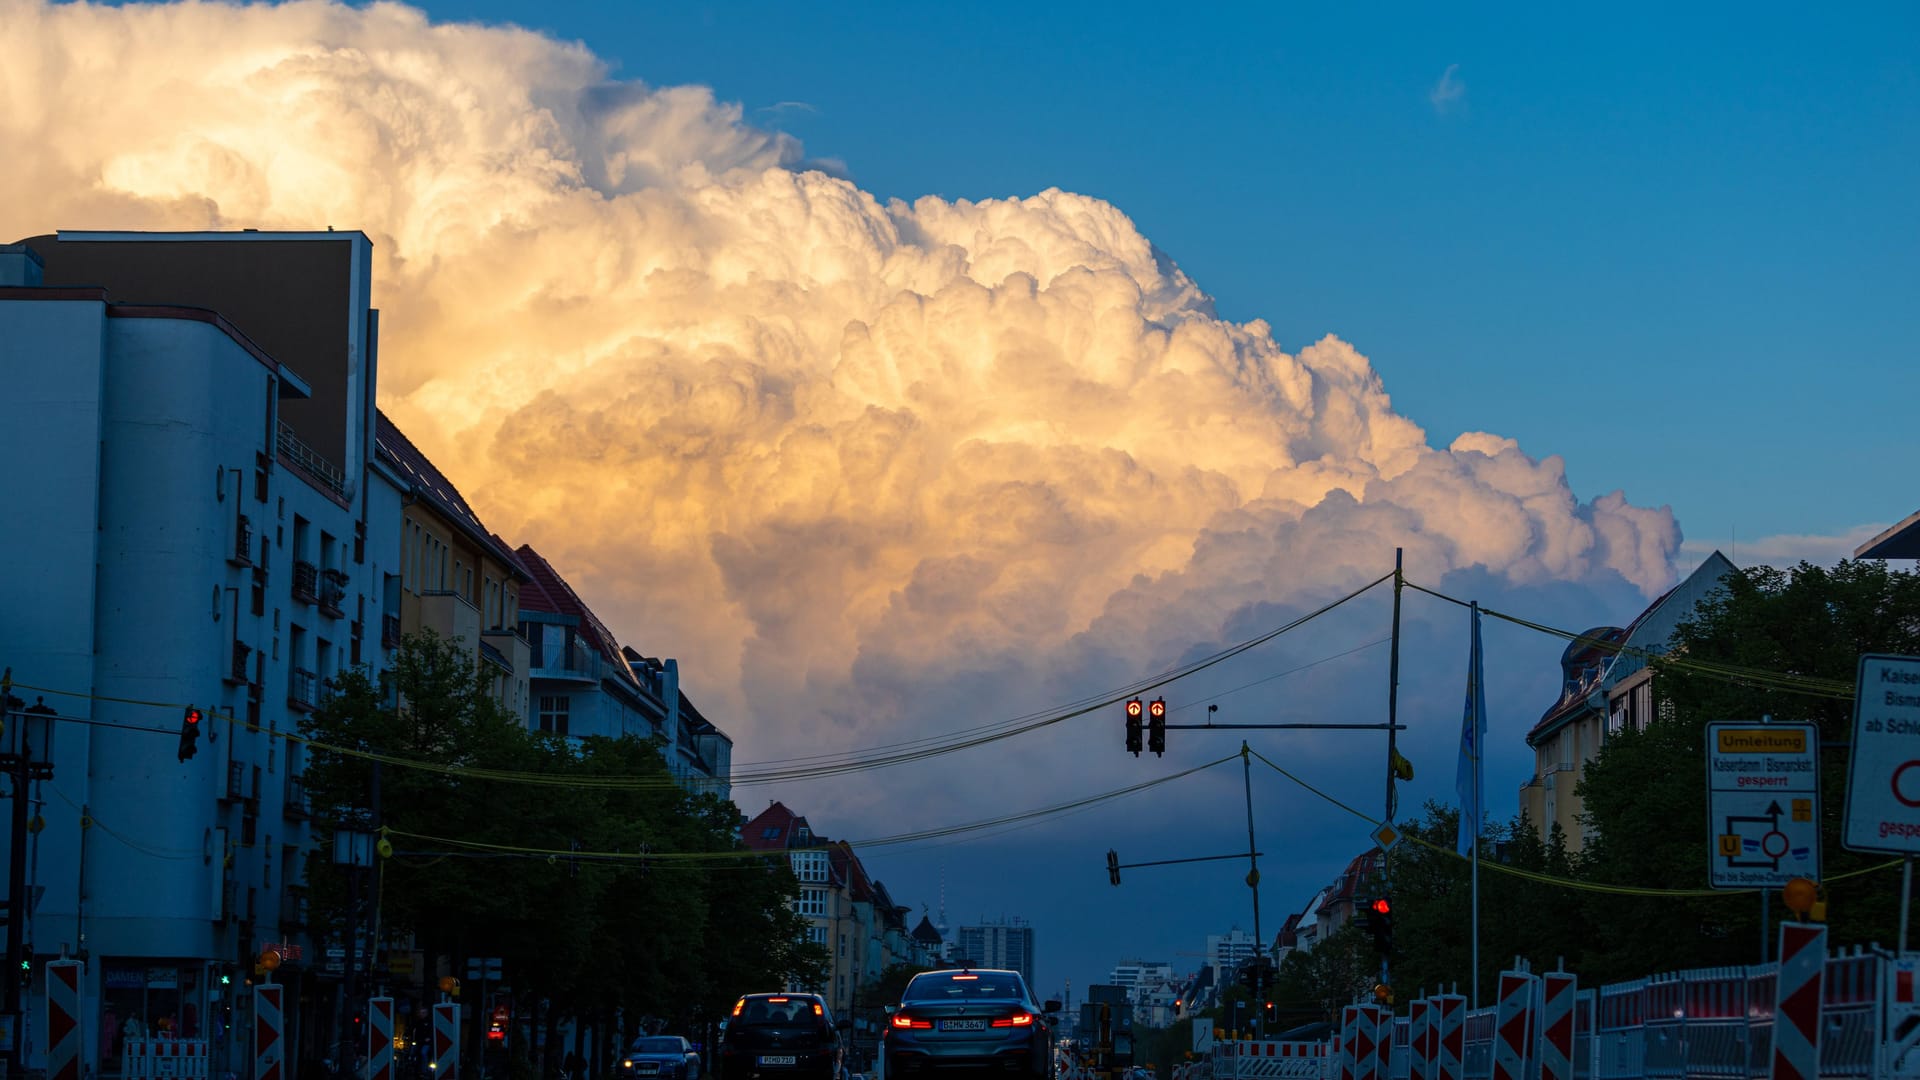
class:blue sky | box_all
[26,0,1914,1008]
[425,0,1919,553]
[373,0,1920,999]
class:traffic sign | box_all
[1843,654,1920,853]
[1369,822,1401,853]
[1706,721,1820,888]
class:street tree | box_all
[1579,558,1920,978]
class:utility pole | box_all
[1240,743,1261,966]
[1386,547,1403,825]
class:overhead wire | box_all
[1244,747,1899,897]
[382,750,1237,864]
[3,572,1392,792]
[1403,581,1856,701]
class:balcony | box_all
[226,641,252,686]
[289,667,318,713]
[283,775,309,820]
[279,886,309,931]
[276,420,346,499]
[319,568,348,619]
[292,560,319,604]
[230,515,254,567]
[381,613,402,650]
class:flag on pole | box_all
[1455,604,1486,855]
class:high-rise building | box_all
[1207,928,1260,985]
[954,918,1035,985]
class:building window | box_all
[807,925,828,945]
[839,932,847,957]
[796,888,827,917]
[538,696,570,735]
[792,850,829,883]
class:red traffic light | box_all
[1125,699,1143,719]
[1148,699,1166,720]
[184,708,202,726]
[1370,898,1391,916]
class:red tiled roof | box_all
[832,841,875,903]
[374,413,525,577]
[743,802,805,850]
[515,543,641,690]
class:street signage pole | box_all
[1841,653,1920,952]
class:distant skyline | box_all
[5,0,1914,1003]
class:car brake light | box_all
[768,997,790,1003]
[952,975,979,981]
[812,1003,823,1016]
[732,1001,745,1017]
[991,1013,1036,1028]
[891,1015,933,1030]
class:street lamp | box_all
[0,678,56,1079]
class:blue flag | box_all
[1455,604,1487,856]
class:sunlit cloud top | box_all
[0,0,1680,769]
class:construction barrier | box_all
[1215,1040,1330,1079]
[433,1000,462,1080]
[46,960,83,1080]
[1538,973,1576,1080]
[123,1039,211,1080]
[368,997,395,1080]
[255,983,285,1080]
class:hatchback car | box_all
[881,969,1060,1078]
[622,1036,702,1080]
[719,993,846,1080]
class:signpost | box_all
[1842,653,1920,951]
[1706,721,1821,888]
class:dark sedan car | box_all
[622,1037,702,1080]
[720,993,846,1080]
[882,969,1060,1079]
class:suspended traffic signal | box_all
[178,706,203,762]
[1365,896,1394,956]
[1124,699,1144,756]
[1106,849,1121,886]
[1147,698,1167,756]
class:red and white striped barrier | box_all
[1432,995,1465,1080]
[1217,1041,1327,1079]
[1407,998,1431,1080]
[46,960,83,1080]
[1538,972,1577,1080]
[433,1001,462,1080]
[255,984,285,1080]
[1769,924,1825,1080]
[124,1039,210,1080]
[1354,1004,1383,1080]
[1490,971,1536,1080]
[369,997,395,1080]
[1337,1005,1360,1080]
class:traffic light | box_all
[178,706,203,762]
[1124,699,1144,756]
[1365,896,1394,956]
[1261,1001,1276,1024]
[1372,983,1394,1006]
[1147,698,1167,756]
[1106,849,1121,886]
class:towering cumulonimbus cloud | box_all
[0,0,1679,767]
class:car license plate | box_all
[635,1067,659,1074]
[759,1056,797,1066]
[942,1020,987,1031]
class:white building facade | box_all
[0,231,401,1080]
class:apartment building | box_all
[375,414,532,723]
[0,231,403,1080]
[1520,552,1737,848]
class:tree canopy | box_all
[299,630,826,1042]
